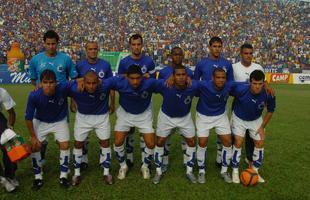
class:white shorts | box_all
[74,112,111,142]
[231,112,263,141]
[114,105,154,134]
[196,112,231,137]
[33,118,70,142]
[156,110,195,138]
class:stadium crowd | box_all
[0,0,309,68]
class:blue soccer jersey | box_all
[25,83,71,123]
[29,51,77,84]
[76,58,113,79]
[157,65,193,80]
[105,76,157,114]
[118,54,155,76]
[69,81,110,115]
[231,84,276,121]
[194,56,234,81]
[155,80,199,118]
[196,81,236,116]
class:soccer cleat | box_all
[72,175,81,186]
[141,166,150,179]
[7,178,19,187]
[221,172,232,183]
[161,164,168,174]
[257,174,265,183]
[117,166,128,180]
[215,161,222,168]
[126,159,134,169]
[153,173,162,184]
[232,169,240,184]
[32,179,43,191]
[186,172,197,183]
[1,176,16,192]
[80,162,88,171]
[197,173,206,184]
[103,174,113,185]
[59,178,70,189]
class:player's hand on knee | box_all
[76,78,85,92]
[31,136,41,152]
[186,76,192,87]
[165,75,175,88]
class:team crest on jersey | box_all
[58,98,64,106]
[184,96,192,104]
[98,70,105,78]
[141,65,147,74]
[57,65,64,72]
[258,101,265,110]
[141,91,149,99]
[99,93,106,101]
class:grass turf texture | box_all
[0,84,309,200]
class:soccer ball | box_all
[240,168,259,186]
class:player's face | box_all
[171,49,184,66]
[241,48,253,65]
[44,38,58,56]
[130,38,143,57]
[250,79,264,94]
[41,79,56,96]
[174,69,187,87]
[127,73,142,89]
[84,75,99,93]
[209,42,222,58]
[213,71,226,89]
[86,43,99,60]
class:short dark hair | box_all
[209,36,222,46]
[84,70,98,78]
[127,64,143,76]
[240,43,253,52]
[173,65,186,74]
[43,30,59,42]
[129,33,143,44]
[212,67,226,76]
[250,70,265,82]
[40,69,56,82]
[171,46,183,55]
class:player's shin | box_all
[114,144,126,168]
[100,147,112,176]
[60,150,70,179]
[252,147,264,171]
[125,134,134,163]
[221,146,232,174]
[197,145,207,174]
[181,138,188,166]
[216,136,222,164]
[73,148,83,176]
[142,147,153,168]
[31,152,42,180]
[154,146,164,175]
[186,146,196,174]
[231,146,241,169]
[140,136,146,163]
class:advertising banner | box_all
[292,73,310,84]
[0,64,31,84]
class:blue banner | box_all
[0,64,31,84]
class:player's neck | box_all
[209,54,220,60]
[87,57,98,64]
[131,53,142,60]
[175,83,186,90]
[241,61,251,67]
[45,51,57,57]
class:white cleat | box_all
[257,174,265,183]
[0,176,16,192]
[232,169,240,184]
[117,166,128,180]
[141,166,150,179]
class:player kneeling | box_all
[71,71,113,185]
[231,70,275,184]
[25,70,71,190]
[153,65,198,184]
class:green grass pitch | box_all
[0,84,309,200]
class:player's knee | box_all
[198,137,208,147]
[74,141,84,149]
[221,136,232,147]
[99,139,109,148]
[254,140,264,148]
[156,136,166,147]
[144,140,155,149]
[59,141,69,150]
[186,137,196,147]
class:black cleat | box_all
[215,161,222,168]
[59,178,70,189]
[126,159,134,168]
[32,179,43,191]
[80,162,88,171]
